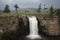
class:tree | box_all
[14,4,19,13]
[37,3,41,13]
[44,4,48,10]
[49,6,54,17]
[55,9,60,16]
[3,5,10,13]
[0,10,2,12]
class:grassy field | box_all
[0,11,50,16]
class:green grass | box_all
[0,11,50,16]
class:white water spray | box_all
[27,16,41,39]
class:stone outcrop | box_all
[0,15,18,33]
[18,15,29,35]
[37,15,60,36]
[0,15,60,36]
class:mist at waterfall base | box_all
[26,16,42,39]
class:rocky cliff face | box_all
[0,15,18,33]
[0,15,60,36]
[37,16,60,36]
[17,15,29,36]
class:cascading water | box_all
[27,16,41,39]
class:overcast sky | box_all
[0,0,60,10]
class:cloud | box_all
[0,0,60,10]
[2,0,14,4]
[1,0,40,5]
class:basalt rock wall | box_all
[37,16,60,36]
[0,15,60,36]
[0,15,18,33]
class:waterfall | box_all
[27,16,41,39]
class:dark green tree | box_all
[3,5,10,13]
[37,3,41,13]
[55,9,60,15]
[0,10,1,12]
[44,4,48,10]
[53,9,60,25]
[14,4,19,13]
[49,6,54,16]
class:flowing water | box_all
[27,16,41,39]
